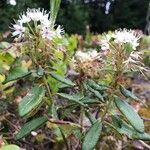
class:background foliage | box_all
[0,0,149,34]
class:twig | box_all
[138,140,150,149]
[141,117,150,121]
[5,119,19,131]
[48,118,80,127]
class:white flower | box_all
[41,25,64,40]
[11,23,25,38]
[75,50,101,63]
[99,34,112,51]
[26,8,49,23]
[75,51,89,61]
[11,8,65,40]
[19,14,31,24]
[11,8,49,38]
[123,51,146,72]
[100,39,109,51]
[130,51,142,60]
[55,25,64,38]
[88,50,100,59]
[17,8,50,26]
[41,15,50,26]
[41,26,55,40]
[113,29,142,50]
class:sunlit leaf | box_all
[87,85,104,102]
[111,115,150,141]
[0,145,20,150]
[120,85,139,101]
[85,111,97,125]
[0,42,11,49]
[81,97,100,104]
[114,96,144,133]
[16,116,48,140]
[82,120,102,150]
[49,72,75,86]
[57,93,85,106]
[18,86,45,117]
[4,67,31,84]
[0,74,5,83]
[87,79,108,91]
[50,0,61,27]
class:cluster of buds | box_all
[11,8,64,41]
[71,50,104,78]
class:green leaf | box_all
[133,132,150,141]
[0,42,11,49]
[58,83,71,89]
[57,93,85,106]
[49,72,75,86]
[82,120,102,150]
[114,96,144,133]
[87,79,108,91]
[4,67,31,84]
[82,97,100,104]
[16,116,48,140]
[85,111,97,125]
[120,85,139,101]
[111,115,133,138]
[87,85,104,102]
[48,103,58,119]
[19,86,45,117]
[50,0,61,28]
[0,52,14,65]
[0,145,20,150]
[111,116,150,141]
[37,66,44,76]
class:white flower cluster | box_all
[100,29,142,51]
[11,8,64,40]
[113,29,142,50]
[71,49,102,78]
[123,51,147,72]
[74,50,101,63]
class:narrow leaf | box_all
[120,85,139,101]
[87,85,104,102]
[82,120,102,150]
[57,93,85,106]
[19,86,45,117]
[133,132,150,141]
[111,115,133,138]
[49,72,75,86]
[111,116,150,141]
[50,0,61,28]
[114,96,144,133]
[82,97,100,104]
[16,116,48,140]
[87,79,108,91]
[85,111,97,125]
[4,67,31,84]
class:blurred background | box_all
[0,0,149,35]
